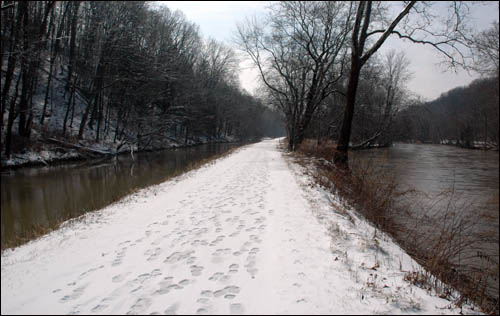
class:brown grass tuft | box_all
[292,138,499,315]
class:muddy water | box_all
[351,143,499,306]
[351,143,498,240]
[1,143,239,249]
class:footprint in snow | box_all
[229,263,239,270]
[201,290,213,297]
[208,272,224,281]
[91,304,108,312]
[230,303,244,314]
[59,284,87,303]
[190,265,204,276]
[213,289,226,297]
[164,303,180,315]
[126,297,152,315]
[196,308,209,315]
[112,272,131,283]
[224,285,240,294]
[197,297,210,304]
[179,279,190,286]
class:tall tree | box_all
[237,1,352,151]
[472,21,499,78]
[350,50,412,149]
[333,1,474,167]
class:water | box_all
[1,143,239,249]
[350,143,499,238]
[351,143,499,197]
[351,143,499,307]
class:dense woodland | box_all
[1,1,498,166]
[393,76,499,148]
[0,1,283,161]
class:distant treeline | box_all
[393,76,499,149]
[1,1,284,157]
[236,2,498,158]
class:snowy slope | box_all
[1,57,238,169]
[0,139,481,315]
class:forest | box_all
[0,1,283,164]
[1,1,498,167]
[392,76,499,149]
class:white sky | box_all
[157,1,499,101]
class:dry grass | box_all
[292,138,499,315]
[1,224,59,251]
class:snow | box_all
[1,56,238,169]
[1,139,482,315]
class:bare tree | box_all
[351,50,412,149]
[472,21,499,77]
[236,1,353,151]
[1,1,282,159]
[334,1,475,167]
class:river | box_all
[351,143,499,309]
[1,142,239,249]
[350,143,498,244]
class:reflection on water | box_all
[351,143,499,306]
[352,143,498,195]
[1,143,238,249]
[351,143,498,220]
[352,143,499,234]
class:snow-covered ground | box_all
[1,139,481,315]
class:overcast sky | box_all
[158,1,498,101]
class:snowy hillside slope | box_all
[1,55,238,169]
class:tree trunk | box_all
[334,59,361,167]
[104,98,111,136]
[295,103,316,146]
[18,1,54,138]
[17,64,29,137]
[66,2,80,91]
[4,74,22,157]
[41,42,55,126]
[63,77,77,136]
[96,91,103,142]
[78,60,103,139]
[288,121,296,151]
[1,2,24,129]
[78,92,95,140]
[296,69,322,146]
[41,2,68,126]
[184,124,189,145]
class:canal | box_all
[1,143,239,249]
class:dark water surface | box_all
[351,143,499,237]
[1,143,239,249]
[352,143,499,306]
[351,143,499,196]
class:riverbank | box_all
[0,134,243,171]
[407,140,499,151]
[1,142,242,250]
[1,138,481,315]
[293,139,498,314]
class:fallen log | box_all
[44,137,113,156]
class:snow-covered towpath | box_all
[1,139,479,315]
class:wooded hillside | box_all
[0,1,283,161]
